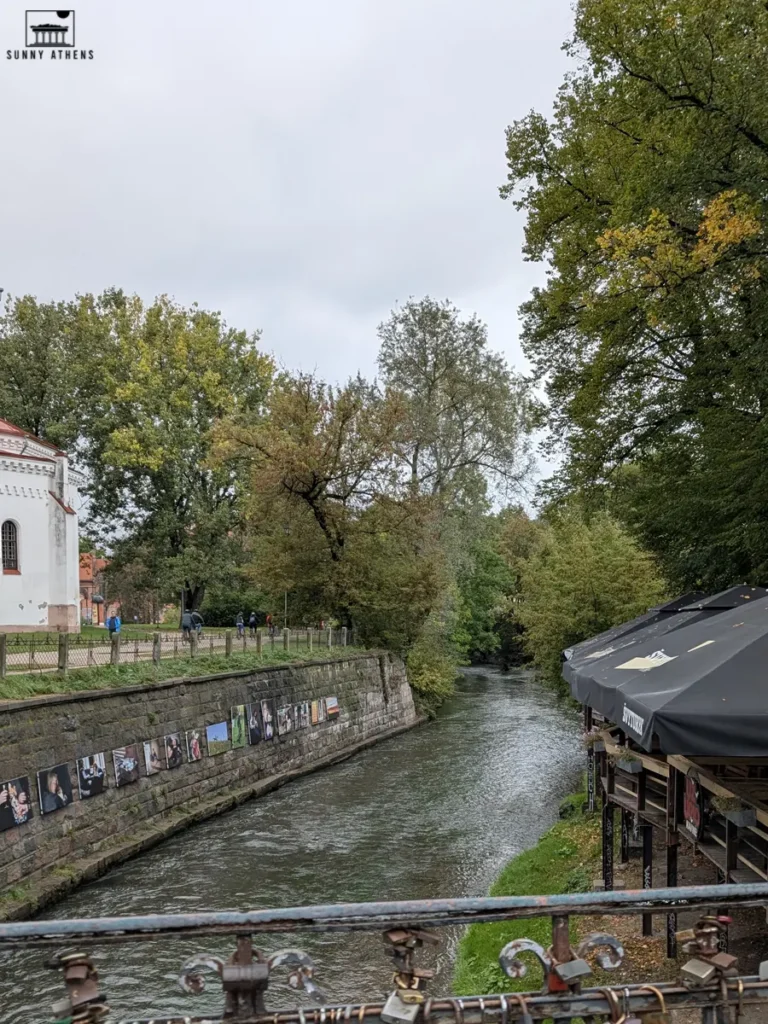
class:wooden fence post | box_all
[110,633,121,666]
[225,631,233,657]
[190,631,198,657]
[57,633,69,675]
[0,634,6,679]
[327,627,332,648]
[152,632,162,665]
[341,626,348,647]
[283,628,289,652]
[308,628,313,653]
[256,630,262,655]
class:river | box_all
[1,667,583,1022]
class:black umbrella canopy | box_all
[564,585,768,685]
[562,592,706,664]
[565,594,768,755]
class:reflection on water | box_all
[0,668,582,1022]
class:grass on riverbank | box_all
[0,646,369,701]
[453,791,601,995]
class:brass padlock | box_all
[640,984,671,1024]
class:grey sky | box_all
[1,0,573,463]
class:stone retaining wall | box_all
[0,652,418,918]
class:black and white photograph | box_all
[165,733,183,769]
[77,753,107,799]
[246,703,262,745]
[0,776,33,831]
[143,739,164,775]
[113,746,140,787]
[37,763,74,814]
[260,699,275,740]
[300,701,310,729]
[186,729,203,762]
[277,704,293,736]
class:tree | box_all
[503,0,768,588]
[377,298,533,503]
[74,290,273,612]
[0,295,89,449]
[515,513,667,688]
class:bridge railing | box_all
[4,882,768,1022]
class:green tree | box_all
[377,298,533,502]
[0,295,89,448]
[75,290,273,612]
[503,0,768,589]
[515,513,666,688]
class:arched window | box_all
[1,521,19,572]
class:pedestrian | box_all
[181,609,193,642]
[113,613,121,634]
[248,611,257,637]
[236,611,245,638]
[266,612,274,638]
[106,614,115,636]
[191,610,204,637]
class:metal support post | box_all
[620,808,630,864]
[602,795,614,892]
[642,825,653,936]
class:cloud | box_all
[0,0,574,433]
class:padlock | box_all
[553,957,592,984]
[638,984,670,1024]
[381,991,420,1024]
[680,958,716,986]
[710,951,738,974]
[507,993,534,1024]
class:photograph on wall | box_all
[326,696,340,717]
[206,721,230,756]
[77,753,107,799]
[143,739,164,775]
[186,729,203,762]
[37,763,74,813]
[165,733,183,769]
[231,705,247,749]
[311,700,319,725]
[318,697,327,723]
[0,776,33,831]
[293,704,302,729]
[113,746,140,788]
[300,701,310,729]
[277,704,293,736]
[260,699,275,740]
[246,704,262,745]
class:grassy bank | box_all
[454,790,601,995]
[0,646,369,701]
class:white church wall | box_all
[0,465,54,629]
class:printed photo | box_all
[311,700,319,725]
[293,704,302,729]
[206,721,230,756]
[0,776,33,831]
[113,746,140,788]
[326,696,340,717]
[231,704,247,749]
[277,704,293,736]
[186,729,203,762]
[38,763,74,813]
[318,697,327,722]
[260,699,275,740]
[165,732,183,769]
[77,753,107,799]
[246,703,262,745]
[143,739,164,775]
[300,701,310,729]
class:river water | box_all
[1,668,582,1022]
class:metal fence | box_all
[0,628,356,677]
[3,882,768,1022]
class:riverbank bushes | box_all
[453,787,600,995]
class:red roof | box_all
[0,418,66,456]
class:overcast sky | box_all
[0,0,574,480]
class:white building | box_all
[0,418,82,632]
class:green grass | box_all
[0,646,368,701]
[453,790,601,996]
[207,739,231,756]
